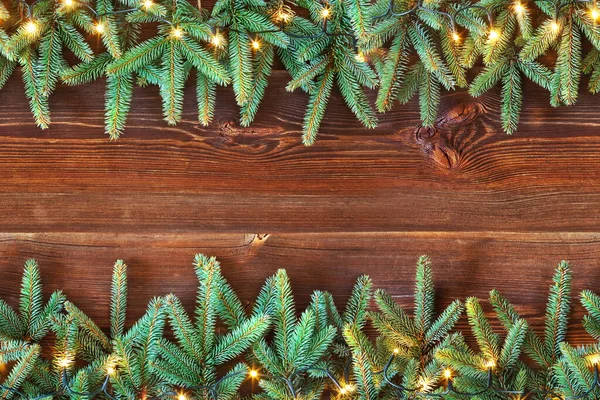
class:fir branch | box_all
[415,255,435,333]
[302,66,334,146]
[110,260,128,339]
[465,297,500,362]
[544,261,572,362]
[556,17,581,105]
[105,73,134,139]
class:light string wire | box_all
[12,0,600,61]
[2,351,600,399]
[0,356,353,399]
[373,0,494,38]
[379,351,600,400]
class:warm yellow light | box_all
[488,29,499,41]
[177,394,186,400]
[444,368,452,379]
[452,31,460,42]
[393,348,400,354]
[551,21,560,32]
[252,40,260,50]
[24,20,38,35]
[63,0,75,7]
[355,52,365,63]
[590,354,600,365]
[143,0,153,8]
[172,27,183,38]
[249,369,259,378]
[591,8,600,20]
[277,11,290,22]
[107,366,115,375]
[419,377,431,391]
[339,388,347,395]
[211,33,223,46]
[484,359,496,369]
[514,2,524,14]
[58,357,72,368]
[344,384,355,393]
[94,22,105,34]
[320,7,330,19]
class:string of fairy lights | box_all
[11,0,600,64]
[13,0,600,68]
[3,350,600,399]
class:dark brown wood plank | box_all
[0,232,599,345]
[2,72,600,232]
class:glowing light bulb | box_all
[143,0,153,8]
[94,22,105,34]
[340,388,347,395]
[452,31,460,42]
[107,366,115,375]
[419,377,430,391]
[63,0,74,7]
[252,40,260,50]
[211,33,223,46]
[484,359,496,369]
[393,348,400,354]
[551,20,560,32]
[444,368,452,379]
[58,357,72,368]
[591,8,599,20]
[249,369,259,378]
[514,2,524,14]
[320,7,330,19]
[277,11,290,22]
[344,384,355,393]
[172,27,183,38]
[24,20,38,35]
[178,394,186,400]
[355,51,365,62]
[590,354,600,365]
[488,29,499,41]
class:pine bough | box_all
[1,254,600,399]
[2,0,600,143]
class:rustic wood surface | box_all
[1,61,600,348]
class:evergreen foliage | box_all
[344,255,464,400]
[152,254,270,399]
[287,0,378,145]
[437,261,572,398]
[0,260,63,399]
[104,1,229,134]
[0,259,65,343]
[249,269,337,400]
[3,0,600,143]
[3,255,600,399]
[312,275,372,388]
[59,260,169,398]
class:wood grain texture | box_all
[2,72,600,232]
[1,55,600,345]
[0,232,599,345]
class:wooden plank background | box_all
[1,53,600,348]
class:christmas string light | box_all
[203,0,360,55]
[379,351,600,400]
[374,0,496,44]
[553,0,595,20]
[10,0,364,60]
[0,358,352,400]
[13,0,175,37]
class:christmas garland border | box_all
[2,0,600,145]
[0,255,600,399]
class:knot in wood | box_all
[413,101,485,171]
[437,102,483,128]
